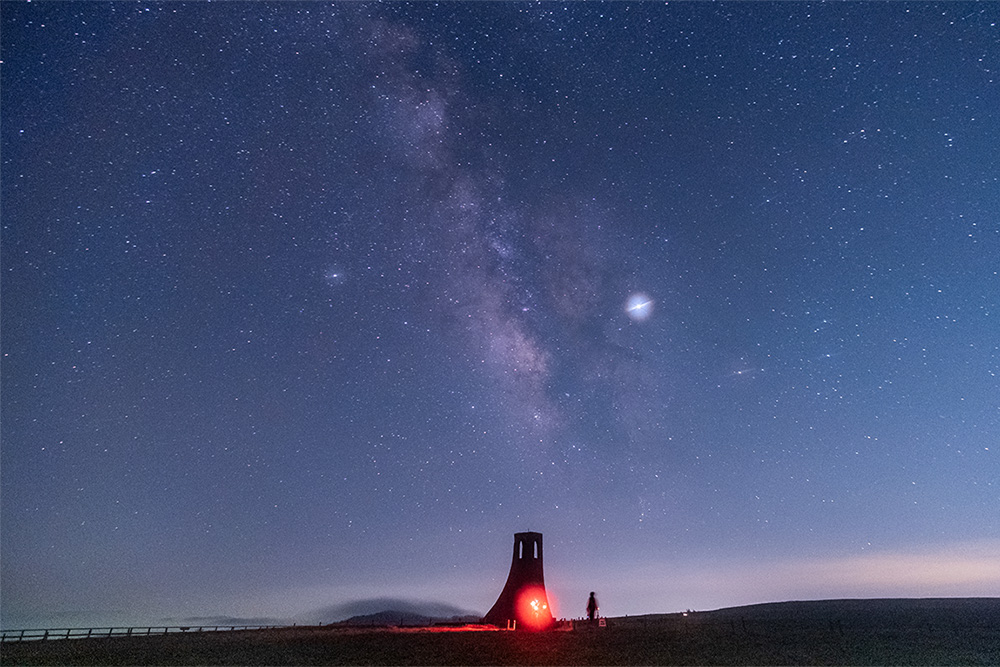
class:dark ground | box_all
[3,598,999,665]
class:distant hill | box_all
[705,597,1000,622]
[615,597,1000,632]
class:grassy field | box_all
[3,598,998,665]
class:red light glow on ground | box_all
[399,625,502,633]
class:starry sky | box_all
[2,2,999,630]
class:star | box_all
[625,293,653,321]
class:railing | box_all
[1,624,284,643]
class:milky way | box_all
[2,2,998,629]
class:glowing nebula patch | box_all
[625,293,653,321]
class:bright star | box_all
[625,293,653,321]
[324,265,346,286]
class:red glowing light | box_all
[515,585,555,631]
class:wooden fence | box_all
[1,624,283,642]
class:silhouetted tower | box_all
[483,531,554,630]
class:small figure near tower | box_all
[587,591,599,622]
[483,532,554,631]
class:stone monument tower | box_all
[482,531,554,630]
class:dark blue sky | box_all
[2,2,998,629]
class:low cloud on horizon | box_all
[295,597,482,624]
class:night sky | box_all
[2,2,999,630]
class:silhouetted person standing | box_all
[587,592,599,622]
